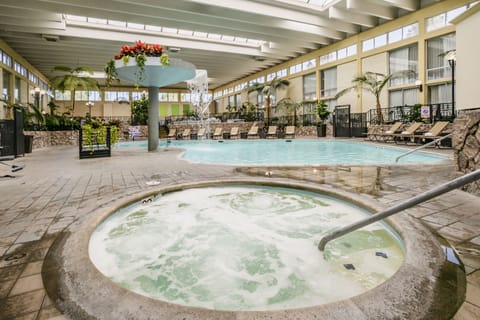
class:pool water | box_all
[89,185,404,311]
[118,140,447,165]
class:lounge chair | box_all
[182,128,191,140]
[167,128,177,140]
[284,126,295,139]
[247,124,259,139]
[393,122,423,144]
[266,126,278,139]
[230,127,240,139]
[376,122,403,142]
[213,127,223,139]
[197,127,206,139]
[412,121,450,147]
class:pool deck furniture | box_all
[412,121,451,147]
[266,126,278,139]
[247,125,259,139]
[230,127,240,139]
[213,127,223,140]
[182,128,191,140]
[167,128,177,140]
[393,122,423,144]
[197,127,206,139]
[375,122,403,142]
[285,126,295,139]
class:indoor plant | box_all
[316,100,330,137]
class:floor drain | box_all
[4,252,27,261]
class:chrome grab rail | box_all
[395,133,453,163]
[318,169,480,252]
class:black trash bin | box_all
[24,135,33,153]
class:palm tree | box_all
[335,70,415,124]
[247,77,290,125]
[50,66,99,115]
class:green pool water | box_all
[89,185,404,311]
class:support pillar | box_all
[148,86,159,151]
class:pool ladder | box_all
[318,169,480,251]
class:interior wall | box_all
[361,53,389,113]
[454,6,480,110]
[336,60,358,111]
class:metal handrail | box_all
[395,133,453,163]
[318,169,480,251]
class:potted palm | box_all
[316,100,330,137]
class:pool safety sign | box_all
[421,106,430,118]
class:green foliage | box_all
[135,53,147,85]
[160,53,170,65]
[132,95,149,125]
[316,100,330,122]
[407,104,422,122]
[82,124,119,152]
[335,70,416,124]
[50,65,99,112]
[104,59,120,87]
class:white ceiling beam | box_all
[383,0,418,11]
[0,16,65,30]
[346,0,396,20]
[328,7,377,28]
[178,0,358,33]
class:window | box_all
[428,83,452,104]
[389,44,418,86]
[132,91,147,100]
[303,73,316,101]
[159,92,169,102]
[214,91,222,99]
[302,59,316,71]
[14,62,27,77]
[167,92,178,102]
[426,5,468,32]
[389,88,418,107]
[117,91,129,102]
[1,51,12,67]
[235,94,241,108]
[321,67,337,97]
[257,93,264,106]
[104,91,118,101]
[388,28,403,44]
[362,38,374,52]
[181,93,191,102]
[14,77,21,103]
[2,70,11,100]
[289,63,302,75]
[374,34,387,48]
[28,72,38,85]
[74,90,101,101]
[54,90,71,101]
[427,33,456,80]
[228,95,235,108]
[276,68,287,78]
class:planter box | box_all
[79,127,112,159]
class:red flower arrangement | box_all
[114,40,164,59]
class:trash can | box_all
[24,135,33,153]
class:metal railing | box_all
[318,169,480,252]
[395,133,453,163]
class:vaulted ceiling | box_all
[0,0,440,89]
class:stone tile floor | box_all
[0,142,478,319]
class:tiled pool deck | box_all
[0,141,479,320]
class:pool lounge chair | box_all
[197,127,206,139]
[393,122,423,144]
[182,128,191,140]
[266,126,278,139]
[247,125,259,139]
[213,127,223,140]
[167,128,176,140]
[284,126,295,139]
[230,127,240,139]
[412,121,450,147]
[376,122,403,142]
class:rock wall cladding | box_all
[453,111,480,195]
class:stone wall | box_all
[453,110,480,195]
[24,131,79,150]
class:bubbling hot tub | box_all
[89,185,404,311]
[43,180,466,320]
